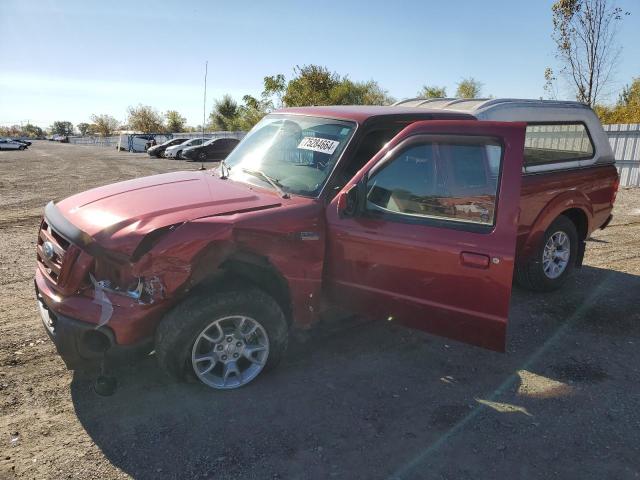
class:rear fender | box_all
[520,191,592,263]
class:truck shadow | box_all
[69,265,640,479]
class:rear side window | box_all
[366,137,502,226]
[524,123,594,166]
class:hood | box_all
[54,171,282,255]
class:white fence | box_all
[604,124,640,187]
[69,131,246,150]
[70,136,119,147]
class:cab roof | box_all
[276,98,594,124]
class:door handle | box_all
[460,252,490,269]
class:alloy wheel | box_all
[191,315,269,389]
[542,231,570,279]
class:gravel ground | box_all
[1,141,639,480]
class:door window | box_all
[366,137,502,226]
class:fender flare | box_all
[519,190,593,263]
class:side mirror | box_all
[337,184,359,218]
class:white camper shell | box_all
[392,98,615,174]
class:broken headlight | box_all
[90,259,165,303]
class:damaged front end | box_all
[35,203,197,370]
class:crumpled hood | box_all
[54,170,281,256]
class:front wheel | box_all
[198,151,207,161]
[155,288,288,390]
[515,215,578,292]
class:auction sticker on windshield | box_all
[297,137,340,155]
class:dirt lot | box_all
[1,141,639,479]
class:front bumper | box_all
[35,268,166,369]
[36,283,152,370]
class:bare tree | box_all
[551,0,629,106]
[543,67,558,99]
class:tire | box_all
[175,150,182,159]
[198,151,207,161]
[515,215,578,292]
[19,146,25,151]
[155,287,288,390]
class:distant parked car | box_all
[182,137,240,162]
[0,139,27,150]
[12,138,32,146]
[147,138,189,158]
[164,138,205,159]
[50,135,69,143]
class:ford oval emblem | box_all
[42,241,55,260]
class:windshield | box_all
[224,114,356,197]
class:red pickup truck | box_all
[35,99,619,390]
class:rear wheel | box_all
[155,288,288,390]
[515,215,578,292]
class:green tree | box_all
[263,74,286,109]
[618,78,640,106]
[23,123,44,138]
[594,77,640,123]
[90,114,120,137]
[455,78,483,98]
[551,0,630,106]
[77,122,91,136]
[331,79,394,105]
[282,65,340,106]
[126,105,165,133]
[418,85,447,98]
[282,64,393,107]
[209,95,240,131]
[50,121,74,135]
[165,110,187,132]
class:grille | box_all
[37,219,72,284]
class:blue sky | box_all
[1,0,638,129]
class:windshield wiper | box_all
[241,168,289,198]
